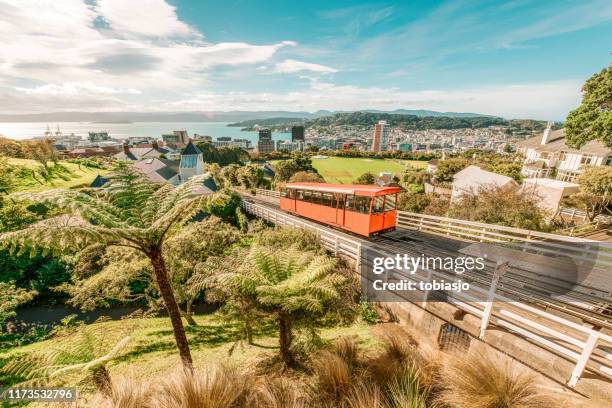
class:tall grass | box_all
[437,349,557,408]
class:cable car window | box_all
[372,196,385,214]
[311,192,322,205]
[303,190,312,202]
[345,195,354,210]
[321,192,333,207]
[296,190,304,200]
[281,189,287,198]
[354,196,371,214]
[336,194,345,209]
[384,194,396,211]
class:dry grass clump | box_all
[251,376,306,408]
[92,375,153,408]
[437,349,557,408]
[153,366,254,408]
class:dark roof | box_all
[182,141,202,155]
[90,174,108,188]
[202,176,218,192]
[156,166,179,181]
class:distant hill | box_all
[0,109,492,123]
[227,117,306,128]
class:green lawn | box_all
[1,313,380,400]
[309,157,427,184]
[8,158,107,192]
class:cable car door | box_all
[335,193,345,225]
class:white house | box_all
[521,178,580,215]
[179,141,205,182]
[451,165,517,203]
[517,123,611,182]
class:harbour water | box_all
[0,122,291,143]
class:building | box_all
[162,130,190,149]
[179,141,205,182]
[517,123,611,182]
[113,141,173,161]
[371,120,389,152]
[88,131,110,142]
[276,140,304,152]
[451,165,517,203]
[257,129,275,154]
[521,178,580,215]
[398,142,412,152]
[291,125,305,142]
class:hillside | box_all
[7,158,108,192]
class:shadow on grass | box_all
[116,319,278,363]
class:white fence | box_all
[559,207,612,224]
[241,196,612,388]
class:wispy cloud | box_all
[273,59,337,74]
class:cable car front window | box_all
[384,194,396,211]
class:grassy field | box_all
[309,157,427,184]
[0,313,380,402]
[7,158,107,192]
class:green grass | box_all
[1,313,379,384]
[309,157,426,184]
[7,158,107,192]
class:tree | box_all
[165,217,241,325]
[238,164,264,191]
[206,245,345,366]
[0,165,213,369]
[22,140,57,175]
[274,160,302,182]
[448,186,549,231]
[219,163,241,187]
[289,171,325,183]
[397,192,449,216]
[354,172,376,185]
[434,158,469,183]
[565,65,611,148]
[563,166,612,221]
[0,156,15,194]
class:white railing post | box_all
[568,333,598,387]
[479,261,508,339]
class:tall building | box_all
[257,129,274,154]
[291,125,305,142]
[371,121,389,152]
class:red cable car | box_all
[280,182,401,236]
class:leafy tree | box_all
[563,166,612,221]
[565,65,611,148]
[354,172,376,185]
[237,165,264,192]
[274,160,302,182]
[165,217,241,325]
[434,158,469,183]
[22,140,57,175]
[397,192,449,216]
[289,171,325,183]
[0,156,15,194]
[0,165,213,369]
[219,163,241,187]
[448,186,549,231]
[205,245,345,366]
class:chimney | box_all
[152,140,159,150]
[123,142,130,155]
[541,122,553,145]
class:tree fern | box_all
[0,165,217,369]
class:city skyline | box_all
[0,0,611,119]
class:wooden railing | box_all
[241,196,612,388]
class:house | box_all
[521,178,579,215]
[90,174,108,188]
[178,141,204,182]
[113,141,173,161]
[426,159,439,174]
[133,158,181,185]
[451,165,517,202]
[517,123,611,182]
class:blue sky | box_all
[0,0,610,119]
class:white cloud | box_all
[95,0,199,38]
[164,79,582,120]
[273,59,338,74]
[15,82,141,95]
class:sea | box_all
[0,122,292,143]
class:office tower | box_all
[257,129,274,154]
[291,125,305,142]
[371,120,389,152]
